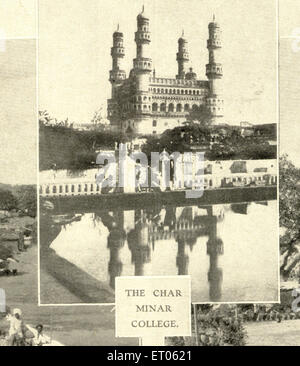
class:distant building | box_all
[107,8,224,135]
[240,121,253,127]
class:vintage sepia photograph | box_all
[3,0,300,348]
[0,0,137,347]
[38,0,279,305]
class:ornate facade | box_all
[107,8,224,135]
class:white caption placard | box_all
[115,276,191,339]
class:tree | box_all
[15,185,37,217]
[193,305,247,346]
[39,110,52,126]
[186,104,213,127]
[91,107,106,131]
[279,155,300,279]
[0,189,18,211]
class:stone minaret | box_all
[133,6,152,113]
[109,25,126,98]
[176,31,189,79]
[206,16,224,124]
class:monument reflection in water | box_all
[48,201,278,303]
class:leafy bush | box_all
[0,189,18,211]
[39,119,130,171]
[142,123,276,160]
[0,185,36,217]
[14,185,37,217]
[194,306,247,346]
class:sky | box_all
[0,0,36,185]
[0,39,36,185]
[0,0,36,39]
[38,0,278,125]
[279,0,300,167]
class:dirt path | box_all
[1,245,138,346]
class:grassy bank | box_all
[245,320,300,346]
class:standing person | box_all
[7,309,24,346]
[96,165,105,192]
[0,331,7,346]
[17,231,24,252]
[135,161,142,192]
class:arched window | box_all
[184,104,189,111]
[173,89,176,94]
[153,88,156,93]
[160,103,166,112]
[185,90,188,95]
[181,90,184,94]
[176,104,182,112]
[168,103,174,112]
[196,90,199,95]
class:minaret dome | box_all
[137,5,149,20]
